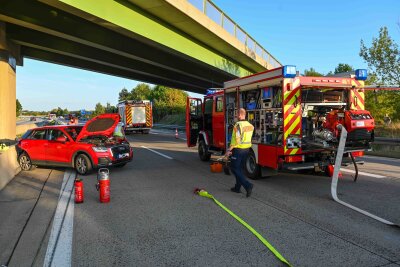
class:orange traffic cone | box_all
[175,128,178,139]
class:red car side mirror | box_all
[56,136,67,143]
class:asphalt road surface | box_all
[1,130,399,266]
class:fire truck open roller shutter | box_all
[224,68,283,93]
[226,79,282,93]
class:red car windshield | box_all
[65,126,83,141]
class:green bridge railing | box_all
[188,0,282,69]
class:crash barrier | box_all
[331,125,399,228]
[0,145,20,190]
[153,124,185,131]
[194,188,292,266]
[374,137,400,144]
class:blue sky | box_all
[17,0,400,111]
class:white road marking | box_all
[340,168,386,179]
[141,146,173,159]
[44,169,75,267]
[363,155,400,163]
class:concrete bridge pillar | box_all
[0,22,17,140]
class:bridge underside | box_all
[0,0,253,94]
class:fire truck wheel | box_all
[244,150,261,180]
[198,139,211,161]
[143,130,150,134]
[75,154,92,175]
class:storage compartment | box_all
[225,86,283,147]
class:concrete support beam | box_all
[0,146,20,190]
[0,22,17,140]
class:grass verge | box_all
[156,113,185,126]
[374,123,400,138]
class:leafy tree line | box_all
[16,99,22,116]
[303,63,354,77]
[118,84,188,121]
[360,26,400,122]
[20,100,116,118]
[92,102,116,117]
[19,83,187,123]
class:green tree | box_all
[150,86,188,121]
[118,88,130,101]
[93,103,105,116]
[334,63,354,74]
[360,27,400,85]
[55,107,64,117]
[119,84,152,102]
[360,27,400,121]
[105,102,116,113]
[16,99,22,117]
[303,67,323,76]
[130,83,151,101]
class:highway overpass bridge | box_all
[0,0,281,139]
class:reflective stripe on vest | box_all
[230,121,254,149]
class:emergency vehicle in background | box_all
[68,114,78,125]
[48,113,56,120]
[186,66,376,179]
[117,100,153,134]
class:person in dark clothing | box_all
[225,108,254,197]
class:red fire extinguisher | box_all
[74,178,84,203]
[96,168,110,203]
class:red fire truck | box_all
[118,100,153,134]
[186,66,375,179]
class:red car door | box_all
[21,129,48,162]
[45,129,71,164]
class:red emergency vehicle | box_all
[186,66,375,179]
[117,100,153,134]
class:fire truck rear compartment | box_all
[226,85,372,171]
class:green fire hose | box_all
[195,188,292,267]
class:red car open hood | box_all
[76,114,120,141]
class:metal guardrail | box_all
[153,123,186,131]
[374,137,400,144]
[187,0,281,69]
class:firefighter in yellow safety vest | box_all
[226,108,254,197]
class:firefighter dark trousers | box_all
[230,148,252,191]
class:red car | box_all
[17,114,133,175]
